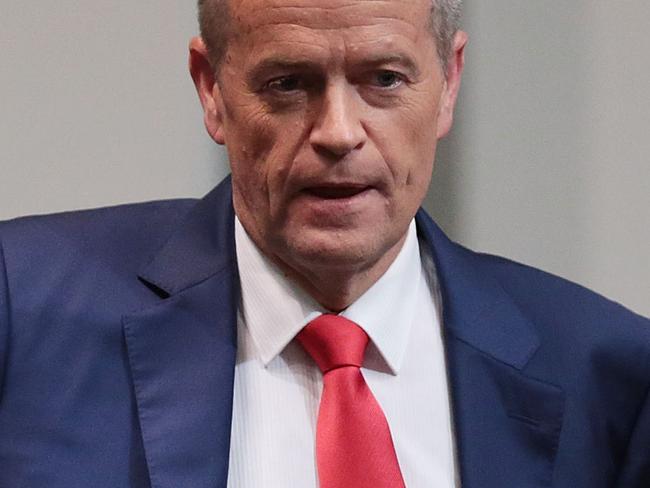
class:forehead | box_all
[227,0,433,55]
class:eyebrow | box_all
[246,52,421,86]
[353,53,421,78]
[247,58,321,86]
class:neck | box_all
[272,234,407,313]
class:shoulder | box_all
[0,198,198,270]
[417,209,648,335]
[417,209,650,381]
[476,250,649,335]
[0,198,197,245]
[0,198,200,316]
[464,248,650,388]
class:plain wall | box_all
[1,0,228,213]
[1,1,648,316]
[426,1,650,316]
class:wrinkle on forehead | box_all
[223,0,437,73]
[241,23,420,55]
[229,0,431,40]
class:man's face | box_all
[192,0,465,280]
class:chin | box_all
[282,229,389,271]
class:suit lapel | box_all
[123,179,239,488]
[416,210,565,487]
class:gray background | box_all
[1,1,648,316]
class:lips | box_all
[303,184,370,199]
[296,182,378,220]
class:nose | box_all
[309,82,366,157]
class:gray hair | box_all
[198,0,462,72]
[431,0,463,71]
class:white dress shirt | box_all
[227,217,459,487]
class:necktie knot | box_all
[297,314,368,374]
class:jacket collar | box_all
[138,177,238,296]
[415,208,540,369]
[124,178,239,488]
[416,209,564,486]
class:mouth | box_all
[302,184,371,199]
[295,182,380,224]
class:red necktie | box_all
[297,314,406,488]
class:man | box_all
[0,0,648,487]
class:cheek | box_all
[401,118,437,203]
[224,105,274,216]
[225,102,309,215]
[364,100,439,222]
[369,102,439,185]
[226,99,274,162]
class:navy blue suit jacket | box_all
[1,177,649,487]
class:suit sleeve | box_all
[0,233,9,401]
[615,352,650,487]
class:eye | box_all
[373,70,404,89]
[266,75,302,93]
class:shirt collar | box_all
[235,218,423,375]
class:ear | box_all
[189,36,226,145]
[436,30,468,139]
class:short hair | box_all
[198,0,462,73]
[430,0,463,72]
